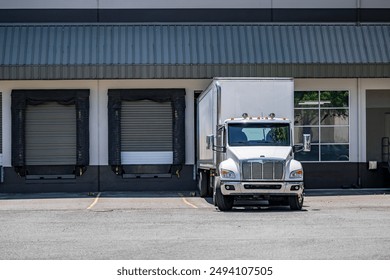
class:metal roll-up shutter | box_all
[25,102,76,165]
[121,100,173,164]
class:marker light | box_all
[221,169,236,179]
[289,169,303,179]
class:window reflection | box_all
[294,90,350,162]
[294,91,319,108]
[320,109,349,125]
[295,145,319,161]
[321,127,349,143]
[321,145,349,161]
[295,109,319,125]
[294,127,319,144]
[320,91,349,107]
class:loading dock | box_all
[1,89,94,192]
[102,88,192,191]
[0,22,389,192]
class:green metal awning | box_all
[1,24,389,79]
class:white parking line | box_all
[178,193,198,209]
[87,192,101,210]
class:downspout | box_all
[97,80,101,192]
[215,81,223,173]
[97,0,100,22]
[356,0,361,25]
[357,77,361,187]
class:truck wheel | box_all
[215,185,234,211]
[212,176,219,206]
[269,199,284,206]
[289,194,304,211]
[212,176,220,206]
[198,170,209,197]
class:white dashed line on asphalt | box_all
[178,193,199,209]
[87,192,101,210]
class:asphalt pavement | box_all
[0,190,389,259]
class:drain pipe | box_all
[357,77,362,188]
[356,0,361,25]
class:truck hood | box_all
[227,146,292,161]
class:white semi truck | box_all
[197,78,310,211]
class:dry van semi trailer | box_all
[196,78,310,211]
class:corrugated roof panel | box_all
[0,24,389,69]
[277,26,287,63]
[224,25,234,64]
[383,26,390,61]
[362,26,390,63]
[367,26,381,62]
[247,25,257,63]
[175,25,183,64]
[137,26,145,64]
[212,25,220,63]
[265,26,276,63]
[345,26,359,63]
[162,26,171,64]
[314,26,325,63]
[228,26,237,63]
[152,25,160,64]
[346,26,358,63]
[374,26,386,62]
[334,26,345,63]
[59,26,69,64]
[204,25,213,64]
[219,26,228,63]
[259,26,267,63]
[3,27,13,65]
[279,26,290,63]
[239,26,249,64]
[250,25,259,63]
[309,26,320,63]
[330,26,343,63]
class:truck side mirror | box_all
[303,134,311,152]
[206,135,214,150]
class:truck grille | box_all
[242,160,284,180]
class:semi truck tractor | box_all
[197,78,310,211]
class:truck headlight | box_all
[289,169,303,179]
[221,169,236,179]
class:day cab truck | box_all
[197,78,311,211]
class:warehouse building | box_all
[0,0,389,192]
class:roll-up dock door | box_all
[0,93,2,182]
[108,89,185,179]
[121,100,173,165]
[0,93,2,155]
[11,89,90,178]
[25,102,76,166]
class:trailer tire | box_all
[198,170,209,197]
[289,194,304,211]
[215,183,234,211]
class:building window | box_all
[294,90,350,162]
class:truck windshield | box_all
[228,123,290,146]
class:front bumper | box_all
[220,181,304,196]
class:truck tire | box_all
[212,176,219,206]
[212,179,217,206]
[198,170,209,197]
[269,197,289,206]
[289,194,304,211]
[215,182,234,211]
